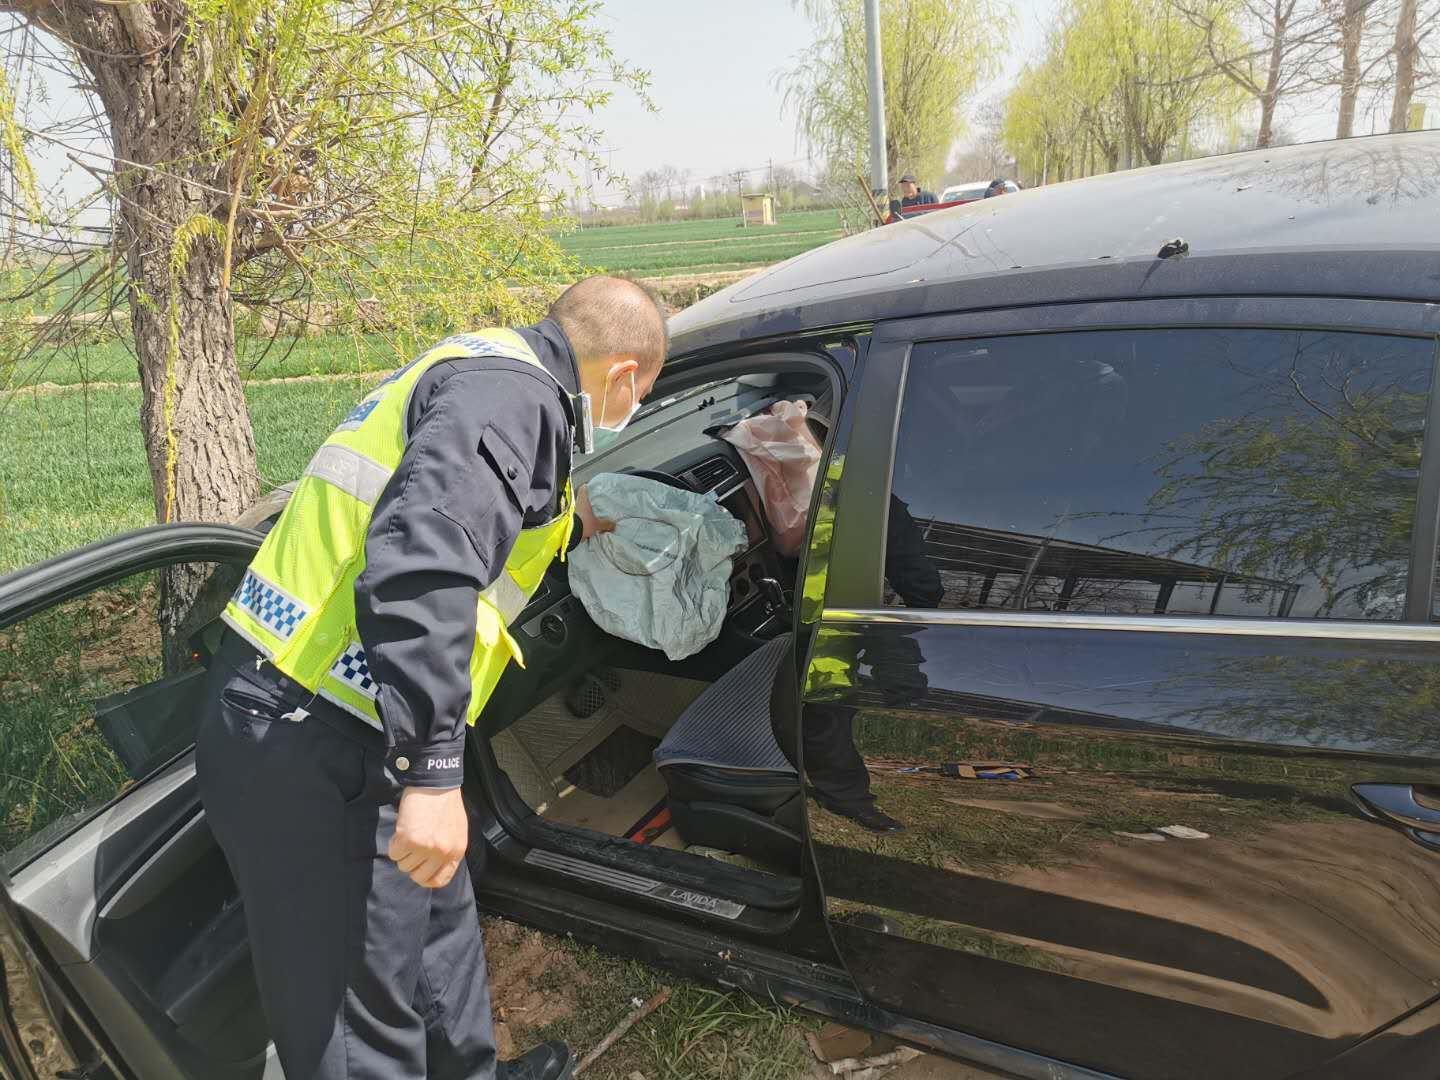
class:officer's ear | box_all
[605,355,640,382]
[604,355,648,397]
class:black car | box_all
[5,131,1440,1080]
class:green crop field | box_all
[0,375,382,572]
[0,207,855,572]
[557,207,845,276]
[10,332,414,390]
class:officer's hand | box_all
[576,484,615,540]
[390,787,468,889]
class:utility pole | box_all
[732,169,747,228]
[863,0,888,198]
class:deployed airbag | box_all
[719,400,822,556]
[568,472,747,660]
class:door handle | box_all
[1351,783,1440,851]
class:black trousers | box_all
[804,702,876,815]
[197,636,496,1080]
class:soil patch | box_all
[483,918,591,1058]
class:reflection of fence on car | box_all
[897,520,1302,617]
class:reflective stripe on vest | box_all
[304,444,391,505]
[222,328,575,731]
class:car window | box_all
[885,328,1435,620]
[0,560,243,869]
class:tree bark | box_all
[1389,0,1420,131]
[1336,0,1367,138]
[84,33,259,529]
[1256,6,1290,148]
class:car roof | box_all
[668,131,1440,357]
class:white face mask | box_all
[594,369,639,450]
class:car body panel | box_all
[807,614,1440,1078]
[803,293,1440,1077]
[669,132,1440,357]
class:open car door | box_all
[0,524,272,1080]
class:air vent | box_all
[683,455,739,493]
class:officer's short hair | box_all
[549,276,668,373]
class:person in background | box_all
[985,178,1011,198]
[898,174,938,210]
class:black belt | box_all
[215,629,318,711]
[215,629,385,746]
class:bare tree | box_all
[1174,0,1330,147]
[1386,0,1439,129]
[948,98,1013,182]
[1334,0,1371,135]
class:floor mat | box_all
[562,724,660,797]
[545,767,683,849]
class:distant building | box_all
[741,193,775,226]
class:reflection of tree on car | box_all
[1121,342,1428,619]
[893,327,1433,622]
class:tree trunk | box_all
[1389,0,1420,131]
[81,27,259,671]
[88,48,259,530]
[1257,8,1288,148]
[1336,0,1367,138]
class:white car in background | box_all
[939,180,992,204]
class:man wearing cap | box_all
[898,174,938,210]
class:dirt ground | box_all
[484,920,589,1059]
[482,918,1003,1080]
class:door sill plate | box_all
[524,848,746,920]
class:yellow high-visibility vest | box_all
[222,329,575,730]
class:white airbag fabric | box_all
[568,472,747,660]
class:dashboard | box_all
[488,376,817,729]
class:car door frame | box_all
[0,524,261,1080]
[467,339,860,939]
[808,292,1440,1076]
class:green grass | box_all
[0,374,382,573]
[508,933,818,1080]
[7,332,412,390]
[557,209,844,276]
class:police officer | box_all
[197,276,667,1080]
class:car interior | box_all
[477,356,841,899]
[0,351,842,1080]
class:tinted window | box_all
[0,561,242,867]
[886,329,1435,620]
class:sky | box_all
[579,0,1369,205]
[13,0,1411,223]
[583,0,1058,204]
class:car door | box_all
[0,524,274,1080]
[806,298,1440,1079]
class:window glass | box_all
[0,561,243,867]
[886,329,1434,620]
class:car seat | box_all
[654,633,803,868]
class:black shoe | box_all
[849,806,905,833]
[497,1040,574,1080]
